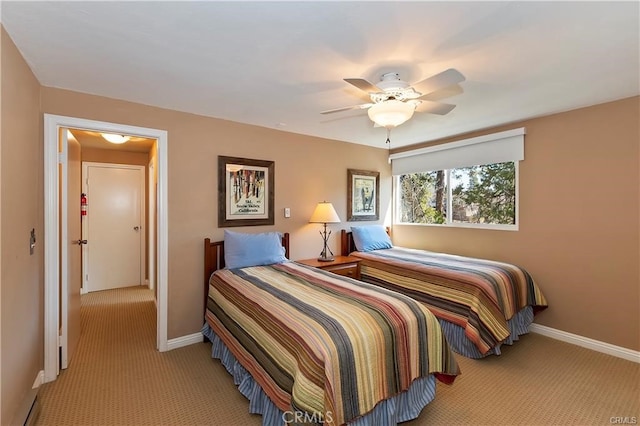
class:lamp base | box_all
[317,256,335,262]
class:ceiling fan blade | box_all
[344,78,381,94]
[415,101,456,115]
[320,103,373,114]
[412,68,465,97]
[419,84,464,101]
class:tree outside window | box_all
[397,161,516,228]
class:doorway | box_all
[43,114,169,383]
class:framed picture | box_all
[347,169,379,221]
[218,156,274,227]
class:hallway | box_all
[35,286,259,425]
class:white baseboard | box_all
[166,332,204,351]
[530,323,639,363]
[32,370,45,389]
[155,323,640,362]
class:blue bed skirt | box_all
[202,322,438,426]
[440,305,534,358]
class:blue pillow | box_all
[224,230,288,269]
[351,225,393,252]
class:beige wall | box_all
[392,96,640,351]
[81,147,150,167]
[1,27,44,423]
[39,87,392,340]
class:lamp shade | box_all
[309,202,341,224]
[367,99,415,129]
[101,133,130,144]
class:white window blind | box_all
[390,128,525,175]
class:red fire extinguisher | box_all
[81,193,88,217]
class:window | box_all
[390,128,524,230]
[396,161,517,228]
[397,170,446,224]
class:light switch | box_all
[284,207,291,218]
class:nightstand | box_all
[296,256,361,280]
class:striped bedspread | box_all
[205,262,459,426]
[350,247,548,356]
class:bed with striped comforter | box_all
[204,261,459,426]
[350,247,548,358]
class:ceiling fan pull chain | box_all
[385,128,391,145]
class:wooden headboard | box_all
[340,227,392,256]
[203,233,290,312]
[340,229,356,256]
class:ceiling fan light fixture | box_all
[368,100,415,129]
[101,133,130,144]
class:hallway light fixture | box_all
[101,133,130,144]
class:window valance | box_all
[390,127,525,175]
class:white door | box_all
[60,129,82,370]
[83,163,145,292]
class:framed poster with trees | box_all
[347,169,379,221]
[218,156,274,227]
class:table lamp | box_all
[309,201,341,262]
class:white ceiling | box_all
[2,1,638,149]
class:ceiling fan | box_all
[322,68,465,130]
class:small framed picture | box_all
[347,169,379,221]
[218,156,274,227]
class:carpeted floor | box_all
[36,286,639,426]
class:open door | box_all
[60,129,82,369]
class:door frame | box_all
[44,114,169,383]
[148,158,156,291]
[81,162,146,293]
